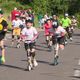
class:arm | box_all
[31,28,39,41]
[2,20,8,32]
[20,29,27,40]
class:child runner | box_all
[12,14,23,48]
[49,23,66,65]
[43,19,53,51]
[21,19,38,71]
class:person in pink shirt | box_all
[44,19,53,51]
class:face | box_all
[15,17,20,20]
[47,20,51,24]
[26,22,33,29]
[53,16,57,20]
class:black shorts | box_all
[52,36,65,45]
[24,43,35,50]
[0,34,5,41]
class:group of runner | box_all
[0,7,78,71]
[43,13,78,65]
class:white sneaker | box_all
[65,41,68,45]
[28,65,31,71]
[33,60,38,67]
[16,44,21,48]
[70,37,73,41]
[27,63,33,71]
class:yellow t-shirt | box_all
[0,18,5,31]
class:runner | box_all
[11,7,21,21]
[49,22,66,65]
[60,13,71,43]
[0,9,8,63]
[44,19,53,51]
[71,15,78,31]
[12,14,23,48]
[21,19,38,71]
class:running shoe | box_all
[1,57,5,63]
[33,59,38,67]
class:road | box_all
[0,29,80,80]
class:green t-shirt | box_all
[60,17,71,28]
[38,14,43,20]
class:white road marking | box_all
[78,59,80,66]
[74,69,80,77]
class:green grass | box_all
[34,16,39,28]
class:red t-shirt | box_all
[11,10,21,21]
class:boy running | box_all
[21,19,38,71]
[12,14,23,48]
[49,22,66,65]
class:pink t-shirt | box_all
[44,23,52,35]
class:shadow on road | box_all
[37,60,49,65]
[0,64,27,71]
[35,47,50,52]
[21,59,49,65]
[70,76,80,79]
[4,45,17,49]
[36,44,48,48]
[69,41,80,45]
[74,33,80,36]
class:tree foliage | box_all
[0,0,80,15]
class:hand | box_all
[3,29,7,32]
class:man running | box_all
[49,21,66,65]
[60,13,71,43]
[0,9,8,63]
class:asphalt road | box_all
[0,29,80,80]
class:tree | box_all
[33,0,48,14]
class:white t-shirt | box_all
[50,26,66,38]
[21,27,38,43]
[12,19,23,28]
[55,26,66,37]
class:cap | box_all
[65,13,68,17]
[25,19,33,23]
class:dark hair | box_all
[45,19,51,23]
[46,19,51,22]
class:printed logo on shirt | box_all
[0,24,3,31]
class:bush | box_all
[0,1,24,13]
